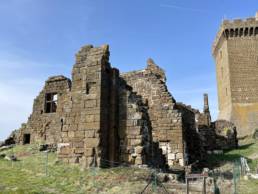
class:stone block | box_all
[168,153,176,160]
[59,146,71,155]
[74,148,84,154]
[68,131,75,138]
[73,141,84,148]
[74,130,85,138]
[135,146,143,154]
[85,130,96,138]
[85,148,93,156]
[84,138,99,147]
[179,158,184,166]
[84,99,97,108]
[176,153,183,159]
[134,157,143,165]
[129,139,141,146]
[85,115,95,123]
[85,122,100,130]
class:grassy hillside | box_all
[0,138,258,194]
[206,137,258,194]
[0,144,151,194]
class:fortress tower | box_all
[213,12,258,136]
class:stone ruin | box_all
[6,44,238,169]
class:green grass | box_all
[0,144,150,194]
[206,137,258,194]
[1,139,258,193]
[207,138,258,169]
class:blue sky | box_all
[0,0,257,141]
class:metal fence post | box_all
[45,151,49,176]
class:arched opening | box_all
[249,27,254,36]
[230,29,234,37]
[224,29,229,38]
[244,28,249,36]
[235,28,239,37]
[239,28,243,37]
[255,27,258,36]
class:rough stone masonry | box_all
[10,44,237,169]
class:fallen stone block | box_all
[4,155,17,161]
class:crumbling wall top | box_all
[176,102,199,114]
[75,44,110,66]
[46,75,70,83]
[146,58,166,82]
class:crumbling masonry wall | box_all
[121,59,185,167]
[18,76,71,144]
[15,44,210,169]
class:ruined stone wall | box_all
[15,44,209,169]
[175,103,204,164]
[211,120,238,150]
[58,45,154,167]
[121,59,185,167]
[118,82,157,166]
[213,13,258,136]
[59,45,111,166]
[18,76,71,144]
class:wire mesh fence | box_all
[0,145,256,194]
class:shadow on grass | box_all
[204,143,255,169]
[235,143,254,150]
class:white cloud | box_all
[0,51,49,141]
[0,79,43,141]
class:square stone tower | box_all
[212,12,258,136]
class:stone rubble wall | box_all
[175,103,205,164]
[121,59,185,167]
[118,82,151,166]
[18,75,71,144]
[14,44,211,169]
[58,45,110,166]
[212,120,238,150]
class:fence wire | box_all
[0,148,254,194]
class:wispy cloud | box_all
[0,52,50,141]
[160,4,212,14]
[0,79,42,141]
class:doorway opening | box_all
[23,134,31,144]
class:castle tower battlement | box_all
[213,14,258,56]
[213,12,258,136]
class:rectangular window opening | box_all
[45,93,58,113]
[86,82,96,95]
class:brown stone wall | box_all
[118,83,155,166]
[14,44,207,169]
[18,76,71,144]
[59,45,111,166]
[175,103,204,164]
[121,59,185,167]
[214,39,232,120]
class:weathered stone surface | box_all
[10,44,236,169]
[213,12,258,136]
